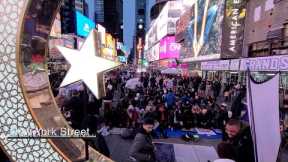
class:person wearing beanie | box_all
[128,118,156,162]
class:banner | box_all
[221,0,247,58]
[240,55,288,71]
[247,73,281,162]
[201,55,288,71]
[201,60,230,71]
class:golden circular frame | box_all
[0,0,112,161]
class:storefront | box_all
[201,55,288,109]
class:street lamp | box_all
[138,24,143,29]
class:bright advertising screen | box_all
[182,0,225,61]
[146,1,183,49]
[76,11,95,37]
[160,36,181,59]
[101,33,116,61]
[118,56,127,63]
[97,24,106,45]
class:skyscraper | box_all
[104,0,123,41]
[74,0,85,13]
[146,0,156,29]
[84,0,123,41]
[135,0,146,37]
[134,0,146,65]
[85,0,104,23]
[60,0,76,34]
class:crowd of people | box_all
[51,66,247,133]
[49,66,288,162]
[102,68,247,135]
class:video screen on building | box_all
[182,0,225,60]
[160,36,181,59]
[76,11,95,37]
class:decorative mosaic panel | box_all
[0,0,66,161]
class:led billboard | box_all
[175,7,192,42]
[146,1,183,50]
[101,33,116,61]
[180,0,246,61]
[76,11,95,37]
[182,0,225,61]
[160,36,181,59]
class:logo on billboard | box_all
[83,23,90,33]
[169,43,181,52]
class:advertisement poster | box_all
[146,43,160,62]
[160,36,181,59]
[221,0,247,58]
[97,24,106,45]
[182,0,225,61]
[101,33,116,61]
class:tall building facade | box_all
[134,0,147,65]
[146,0,156,29]
[135,0,146,37]
[150,0,170,21]
[104,0,123,42]
[75,0,123,41]
[243,0,288,58]
[85,0,104,24]
[60,0,76,34]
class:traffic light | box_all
[60,0,76,34]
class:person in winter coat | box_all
[221,119,255,162]
[129,118,156,162]
[164,90,176,110]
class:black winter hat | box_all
[142,118,155,125]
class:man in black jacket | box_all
[221,119,255,162]
[129,118,156,162]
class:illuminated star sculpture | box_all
[57,30,120,99]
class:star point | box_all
[57,30,120,99]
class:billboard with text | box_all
[160,36,181,59]
[221,0,247,58]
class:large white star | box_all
[57,30,120,99]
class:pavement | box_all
[104,134,221,162]
[105,134,288,162]
[104,135,133,162]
